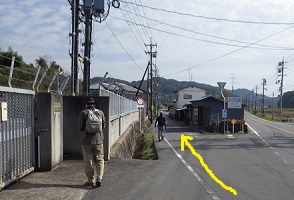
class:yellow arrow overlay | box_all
[181,134,238,196]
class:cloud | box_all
[1,0,294,96]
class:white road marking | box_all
[282,159,290,165]
[246,123,291,167]
[164,137,221,200]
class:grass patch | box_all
[141,133,157,160]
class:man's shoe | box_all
[95,180,102,187]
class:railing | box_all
[98,87,138,119]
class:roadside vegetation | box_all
[248,108,294,122]
[134,133,157,160]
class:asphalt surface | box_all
[1,112,294,199]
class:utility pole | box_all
[230,73,237,94]
[70,0,80,95]
[83,4,93,95]
[251,89,254,113]
[272,92,274,120]
[154,65,159,115]
[254,86,258,114]
[69,0,114,96]
[278,58,285,121]
[262,78,266,116]
[145,40,157,123]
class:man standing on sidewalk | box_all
[155,112,166,142]
[77,97,106,188]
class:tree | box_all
[281,91,294,108]
[0,47,25,68]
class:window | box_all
[183,94,192,99]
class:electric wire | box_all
[138,0,154,41]
[104,21,144,71]
[119,7,294,50]
[110,15,294,50]
[121,1,294,25]
[123,2,146,45]
[119,6,146,52]
[162,24,294,78]
[130,0,150,41]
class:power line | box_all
[138,0,154,40]
[119,7,294,50]
[162,25,294,78]
[110,15,294,50]
[130,0,150,41]
[105,21,144,71]
[123,2,147,45]
[119,7,146,52]
[120,1,294,25]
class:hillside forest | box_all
[1,47,294,108]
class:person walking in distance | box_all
[77,97,106,188]
[155,112,166,142]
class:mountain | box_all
[233,88,279,108]
[90,76,282,107]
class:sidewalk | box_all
[0,125,158,200]
[0,118,208,200]
[0,160,88,200]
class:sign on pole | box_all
[222,109,227,118]
[136,98,144,108]
[228,97,242,108]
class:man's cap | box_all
[84,97,96,104]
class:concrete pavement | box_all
[0,117,211,200]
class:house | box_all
[190,95,246,132]
[170,86,206,119]
[175,86,206,109]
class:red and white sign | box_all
[136,98,144,108]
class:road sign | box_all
[231,119,237,125]
[222,109,227,118]
[228,97,242,108]
[217,82,226,89]
[240,119,245,124]
[136,98,144,108]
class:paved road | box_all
[2,112,294,200]
[85,112,294,200]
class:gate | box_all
[0,86,35,189]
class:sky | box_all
[1,0,294,97]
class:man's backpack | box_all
[85,109,102,133]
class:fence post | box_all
[8,56,15,87]
[32,64,41,90]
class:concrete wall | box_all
[36,93,63,171]
[36,94,140,167]
[110,119,142,159]
[109,111,139,150]
[63,96,110,160]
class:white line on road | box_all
[246,123,291,167]
[164,138,221,200]
[282,159,290,165]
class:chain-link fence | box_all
[0,87,35,189]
